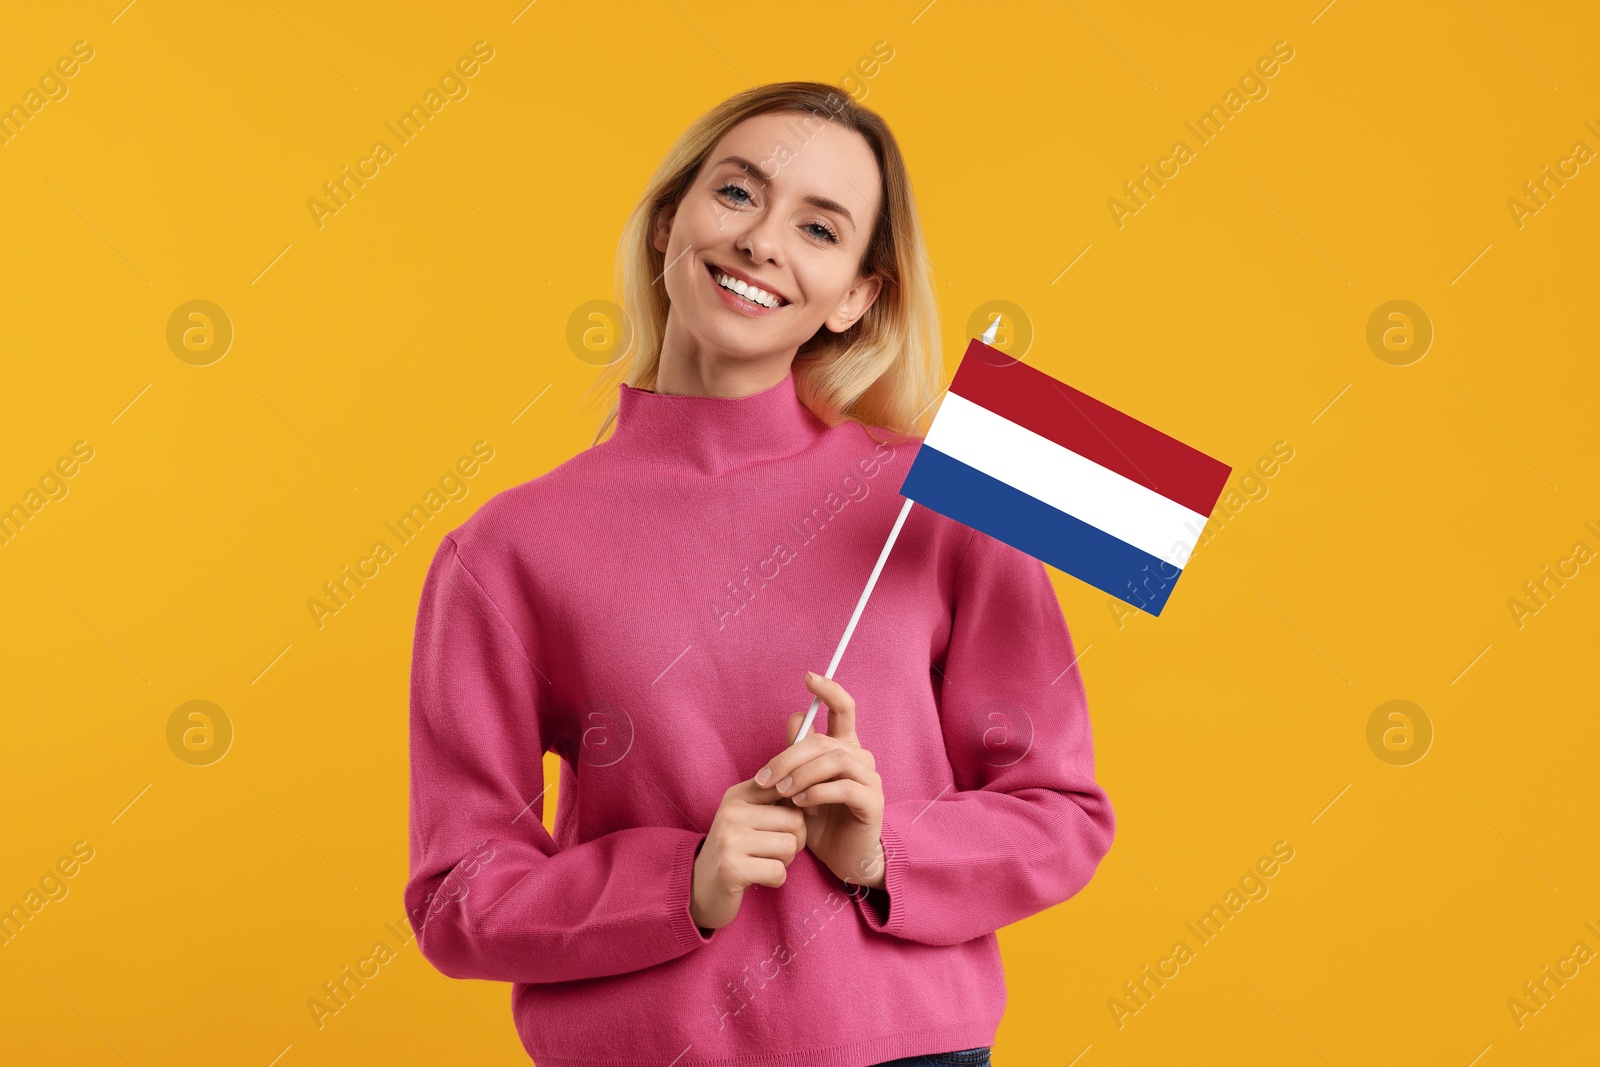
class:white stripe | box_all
[925,392,1210,568]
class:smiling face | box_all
[650,110,885,390]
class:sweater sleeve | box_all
[405,535,716,984]
[852,526,1116,944]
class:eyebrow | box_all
[712,155,856,232]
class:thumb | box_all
[804,671,857,744]
[787,709,804,746]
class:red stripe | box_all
[947,338,1232,516]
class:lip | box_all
[706,261,791,308]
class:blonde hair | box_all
[583,81,942,447]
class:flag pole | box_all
[792,494,916,743]
[790,314,1004,745]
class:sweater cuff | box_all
[853,813,907,936]
[677,835,716,949]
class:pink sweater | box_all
[405,369,1115,1066]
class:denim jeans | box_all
[870,1049,992,1067]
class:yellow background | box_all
[2,0,1596,1063]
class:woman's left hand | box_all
[756,671,886,890]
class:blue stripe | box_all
[901,445,1182,616]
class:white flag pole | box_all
[790,314,1004,745]
[792,494,916,744]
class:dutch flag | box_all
[899,325,1232,616]
[792,322,1233,740]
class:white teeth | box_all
[715,271,781,309]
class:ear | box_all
[824,273,884,334]
[650,203,678,256]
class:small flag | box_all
[899,330,1232,615]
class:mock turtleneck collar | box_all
[604,368,828,476]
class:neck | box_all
[653,314,797,399]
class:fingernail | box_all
[755,768,772,786]
[795,790,808,803]
[804,670,815,682]
[777,776,793,793]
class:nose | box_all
[736,210,785,267]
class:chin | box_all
[695,315,793,353]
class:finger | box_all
[740,802,809,838]
[803,670,858,744]
[763,801,808,852]
[735,775,812,813]
[756,732,846,793]
[787,709,804,746]
[788,777,884,821]
[742,828,804,864]
[777,748,876,800]
[734,776,787,805]
[743,857,792,890]
[764,748,864,796]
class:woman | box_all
[405,80,1115,1067]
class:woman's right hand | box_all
[689,778,808,932]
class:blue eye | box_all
[715,183,841,245]
[808,221,840,244]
